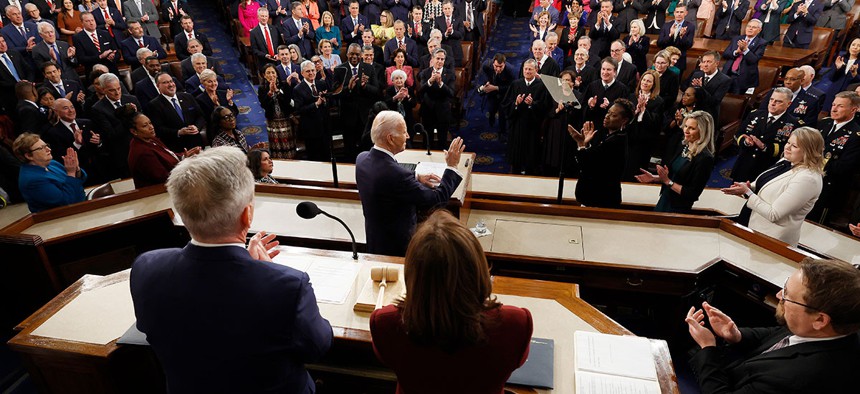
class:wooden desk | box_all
[6,247,678,394]
[646,36,817,68]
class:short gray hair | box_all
[773,87,793,101]
[37,22,54,34]
[390,68,407,82]
[167,147,255,240]
[800,65,815,80]
[98,72,120,86]
[629,19,645,34]
[432,47,447,58]
[300,59,314,71]
[199,68,217,82]
[190,52,206,62]
[24,3,37,11]
[371,110,405,144]
[532,39,546,50]
[747,18,762,28]
[136,47,153,62]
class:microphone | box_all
[296,201,358,260]
[413,123,431,155]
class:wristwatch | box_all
[666,180,674,187]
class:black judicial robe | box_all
[502,78,549,174]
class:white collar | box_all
[524,77,536,85]
[704,70,718,79]
[834,119,851,130]
[162,93,178,101]
[602,79,615,87]
[190,239,247,249]
[788,334,848,347]
[60,119,77,129]
[372,145,396,159]
[767,111,784,121]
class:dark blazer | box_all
[815,118,860,208]
[625,34,651,74]
[133,76,166,111]
[574,128,628,208]
[161,0,191,37]
[130,244,333,394]
[658,69,680,109]
[0,21,40,56]
[91,95,141,179]
[72,28,119,74]
[586,13,619,60]
[417,66,457,125]
[32,40,80,83]
[42,78,82,100]
[333,61,380,130]
[195,90,237,131]
[355,148,462,256]
[407,19,431,49]
[184,73,227,95]
[479,59,516,107]
[292,79,331,161]
[340,13,369,46]
[758,88,822,126]
[0,0,30,25]
[731,109,800,182]
[257,80,294,120]
[722,34,767,94]
[518,55,560,78]
[784,0,824,48]
[131,63,169,86]
[714,0,750,40]
[278,17,315,58]
[119,35,167,69]
[639,0,670,34]
[613,0,645,34]
[615,59,638,91]
[42,119,100,171]
[434,15,465,66]
[250,24,281,72]
[382,84,416,132]
[385,0,412,23]
[14,101,48,135]
[264,0,291,24]
[659,135,715,212]
[180,55,223,81]
[275,61,301,83]
[656,20,695,72]
[684,70,732,124]
[582,79,630,126]
[0,49,32,114]
[382,36,419,66]
[91,5,127,40]
[359,0,382,24]
[690,327,860,394]
[566,63,597,93]
[456,0,485,41]
[558,25,586,58]
[419,48,455,71]
[173,30,213,61]
[818,0,855,29]
[145,92,206,151]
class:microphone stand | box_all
[319,210,358,260]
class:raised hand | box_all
[247,230,280,262]
[635,168,659,183]
[703,302,742,343]
[685,306,717,348]
[62,148,79,176]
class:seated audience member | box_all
[14,81,51,136]
[180,38,223,81]
[247,149,279,184]
[759,68,821,126]
[279,1,315,59]
[258,63,297,159]
[145,72,206,152]
[92,0,126,41]
[417,47,456,150]
[587,0,618,60]
[122,0,161,40]
[195,69,236,130]
[683,50,730,129]
[13,132,86,212]
[625,18,650,74]
[685,258,860,393]
[210,106,258,153]
[656,6,694,73]
[184,52,228,94]
[814,38,860,110]
[370,209,532,393]
[250,7,280,73]
[130,146,333,393]
[120,21,167,69]
[782,0,823,49]
[569,98,633,209]
[624,69,664,180]
[384,48,413,87]
[173,15,212,61]
[477,54,515,138]
[723,127,824,246]
[72,12,119,74]
[123,108,200,188]
[383,69,416,131]
[731,87,799,182]
[582,57,629,126]
[92,72,141,180]
[435,0,463,67]
[722,18,766,94]
[134,56,180,110]
[355,110,464,256]
[637,110,715,213]
[713,0,749,40]
[32,22,81,84]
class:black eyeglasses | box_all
[30,143,50,153]
[779,277,819,311]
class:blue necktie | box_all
[171,98,184,122]
[56,83,65,97]
[52,44,61,62]
[3,54,19,81]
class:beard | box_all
[775,301,786,326]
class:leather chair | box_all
[168,61,183,81]
[752,65,779,105]
[717,93,751,154]
[159,25,172,52]
[809,27,835,70]
[696,18,706,38]
[461,41,474,77]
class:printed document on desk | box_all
[272,253,360,304]
[574,331,660,394]
[415,161,447,177]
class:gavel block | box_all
[353,266,405,313]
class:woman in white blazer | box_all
[722,127,825,246]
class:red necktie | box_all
[104,10,113,37]
[537,60,541,70]
[264,26,274,57]
[47,0,53,9]
[138,39,144,48]
[187,32,193,40]
[91,33,100,52]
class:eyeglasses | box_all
[779,277,819,311]
[30,144,50,153]
[221,114,235,120]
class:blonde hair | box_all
[789,127,825,174]
[629,19,645,35]
[379,10,394,28]
[684,111,715,158]
[321,10,334,27]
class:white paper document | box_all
[271,253,359,304]
[574,331,660,394]
[415,161,447,177]
[576,371,661,394]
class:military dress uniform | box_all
[809,118,860,223]
[731,109,800,182]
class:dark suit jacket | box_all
[91,94,141,178]
[582,79,630,125]
[419,49,455,71]
[722,35,767,93]
[173,30,213,61]
[195,90,237,131]
[0,49,33,114]
[566,63,597,93]
[417,66,457,124]
[558,25,586,58]
[92,6,127,40]
[250,24,281,71]
[275,61,301,83]
[586,13,619,60]
[42,78,82,100]
[382,36,419,66]
[72,28,119,73]
[658,70,680,109]
[119,35,167,69]
[784,0,824,47]
[130,244,333,394]
[479,59,515,106]
[615,59,638,91]
[14,101,48,135]
[0,21,40,56]
[660,133,715,212]
[518,56,560,78]
[385,0,412,22]
[145,92,206,151]
[42,119,100,171]
[161,0,191,37]
[731,109,800,182]
[184,73,227,95]
[434,15,465,66]
[656,20,695,71]
[0,0,30,25]
[574,128,628,208]
[355,148,462,256]
[614,0,645,34]
[456,0,485,40]
[639,0,670,33]
[180,55,222,81]
[690,326,860,394]
[278,17,315,58]
[685,70,732,124]
[714,0,750,40]
[32,40,80,83]
[407,19,431,49]
[816,118,860,200]
[340,14,369,46]
[333,62,380,125]
[131,63,169,86]
[759,88,821,126]
[292,79,331,160]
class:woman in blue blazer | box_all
[13,133,86,213]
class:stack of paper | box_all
[573,331,661,394]
[271,254,360,304]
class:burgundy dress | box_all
[370,304,533,394]
[128,137,181,188]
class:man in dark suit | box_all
[294,60,331,161]
[32,22,80,84]
[119,20,166,69]
[656,5,695,73]
[91,72,140,180]
[722,19,766,94]
[0,36,33,115]
[361,44,385,92]
[183,53,227,94]
[386,0,410,22]
[161,0,190,38]
[566,48,597,94]
[130,147,333,394]
[72,12,119,74]
[14,80,48,135]
[685,259,860,394]
[43,98,103,182]
[145,72,205,151]
[355,110,464,256]
[264,0,290,25]
[279,1,315,59]
[684,50,731,127]
[518,39,560,78]
[92,0,126,42]
[582,57,630,127]
[731,87,799,182]
[383,20,418,66]
[758,68,821,126]
[179,38,222,81]
[333,43,379,161]
[572,98,633,208]
[40,61,83,106]
[609,39,637,90]
[122,0,161,40]
[250,8,280,73]
[274,44,300,84]
[809,91,860,224]
[134,56,178,110]
[407,5,430,50]
[1,4,39,67]
[173,15,212,61]
[418,48,456,150]
[457,0,485,42]
[614,0,644,34]
[434,0,464,67]
[713,0,749,40]
[0,0,29,26]
[341,0,367,47]
[586,0,619,61]
[478,53,515,138]
[783,0,824,48]
[419,38,453,71]
[640,0,670,34]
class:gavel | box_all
[370,266,400,310]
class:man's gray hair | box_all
[37,21,54,34]
[190,52,206,62]
[167,147,255,240]
[523,58,538,69]
[747,18,762,28]
[300,59,314,71]
[577,36,592,45]
[546,32,558,40]
[371,110,405,144]
[5,5,20,15]
[532,39,546,49]
[257,6,269,15]
[24,3,37,11]
[773,87,793,101]
[98,72,120,86]
[432,47,447,58]
[136,47,153,62]
[800,65,815,80]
